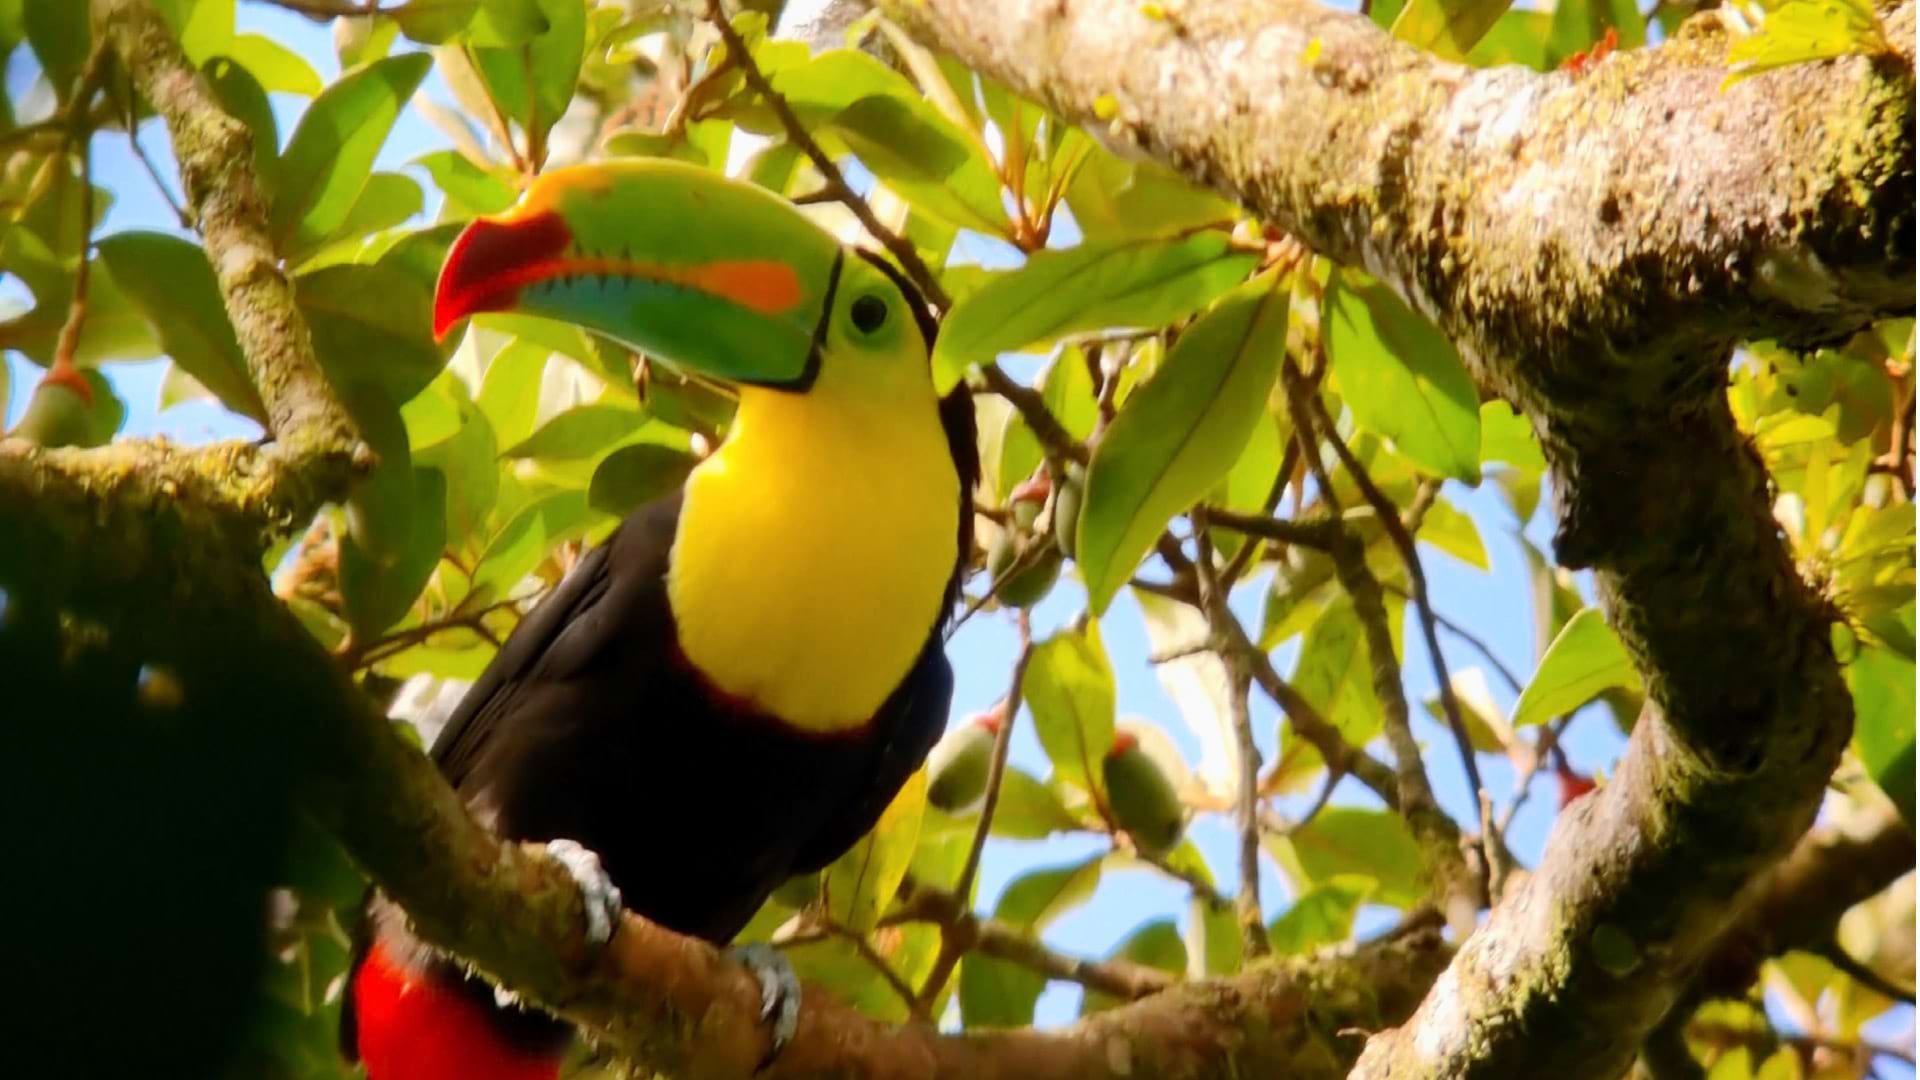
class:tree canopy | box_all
[0,0,1912,1078]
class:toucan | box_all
[340,159,978,1080]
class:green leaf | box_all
[502,403,647,461]
[1466,9,1555,69]
[325,172,424,250]
[95,231,266,423]
[1066,149,1239,243]
[823,770,926,933]
[1292,594,1386,747]
[468,0,551,46]
[271,53,433,261]
[1480,400,1545,470]
[336,15,401,68]
[1390,0,1514,60]
[1023,629,1117,796]
[340,467,449,639]
[470,489,592,603]
[24,0,87,101]
[227,33,323,95]
[828,95,1008,237]
[1724,0,1886,86]
[959,954,1045,1028]
[996,854,1103,931]
[394,0,480,44]
[1511,607,1644,728]
[414,149,517,217]
[1417,496,1488,570]
[414,388,499,553]
[1268,875,1374,955]
[1267,807,1424,907]
[932,233,1257,392]
[471,0,586,159]
[1078,276,1287,613]
[1080,919,1186,1015]
[587,443,696,518]
[1848,645,1915,825]
[989,767,1084,839]
[297,258,447,405]
[1325,268,1481,483]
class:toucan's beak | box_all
[433,159,843,389]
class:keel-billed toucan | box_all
[341,160,977,1080]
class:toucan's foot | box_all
[729,942,801,1068]
[545,838,623,947]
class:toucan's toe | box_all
[729,942,802,1069]
[545,838,623,947]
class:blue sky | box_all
[14,6,1907,1062]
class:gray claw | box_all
[729,942,801,1067]
[545,838,623,947]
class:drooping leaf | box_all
[1848,645,1916,825]
[95,231,266,423]
[271,53,433,261]
[1267,875,1374,955]
[995,854,1104,932]
[823,769,927,933]
[1078,276,1287,613]
[1023,628,1118,797]
[470,0,586,160]
[1266,807,1424,908]
[1510,607,1644,728]
[502,403,647,461]
[1417,496,1489,570]
[1325,268,1481,484]
[587,443,697,518]
[932,233,1257,392]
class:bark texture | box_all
[868,1,1914,1076]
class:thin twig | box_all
[916,615,1032,1013]
[1203,506,1337,551]
[1818,939,1918,1004]
[259,0,394,14]
[1135,847,1228,909]
[708,1,951,312]
[1383,581,1525,694]
[979,362,1088,464]
[1218,434,1302,587]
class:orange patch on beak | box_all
[681,260,804,317]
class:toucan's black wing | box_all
[429,495,680,789]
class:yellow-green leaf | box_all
[1510,607,1644,728]
[1325,268,1481,484]
[271,53,432,261]
[1078,276,1287,613]
[1724,0,1886,87]
[823,769,926,933]
[1023,628,1117,796]
[1390,0,1514,60]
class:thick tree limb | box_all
[871,2,1912,1077]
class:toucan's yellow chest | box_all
[667,388,959,733]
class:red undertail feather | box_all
[352,941,562,1080]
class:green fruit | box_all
[1011,498,1043,531]
[927,717,998,811]
[10,378,98,448]
[1104,734,1185,857]
[1052,465,1084,559]
[999,544,1062,608]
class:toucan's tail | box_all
[341,902,571,1080]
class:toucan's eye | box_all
[850,294,889,335]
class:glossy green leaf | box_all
[1511,607,1644,728]
[476,339,547,448]
[470,489,592,603]
[1079,277,1287,613]
[959,954,1044,1028]
[393,0,480,44]
[1292,594,1386,747]
[1267,875,1373,955]
[326,172,424,250]
[1390,0,1514,60]
[414,150,517,217]
[297,259,447,405]
[1023,628,1117,796]
[1267,807,1424,907]
[24,0,87,101]
[823,769,926,933]
[471,0,585,158]
[933,233,1257,392]
[1480,400,1545,470]
[468,0,551,46]
[1066,149,1239,243]
[502,403,646,461]
[1418,496,1489,570]
[227,33,322,95]
[96,232,265,423]
[1724,0,1886,86]
[1326,269,1481,484]
[989,767,1085,839]
[1080,919,1186,1015]
[828,95,1008,238]
[155,0,235,65]
[271,53,433,261]
[414,388,499,553]
[587,443,696,518]
[1848,645,1915,825]
[340,467,449,639]
[996,854,1103,931]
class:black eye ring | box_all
[850,294,889,335]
